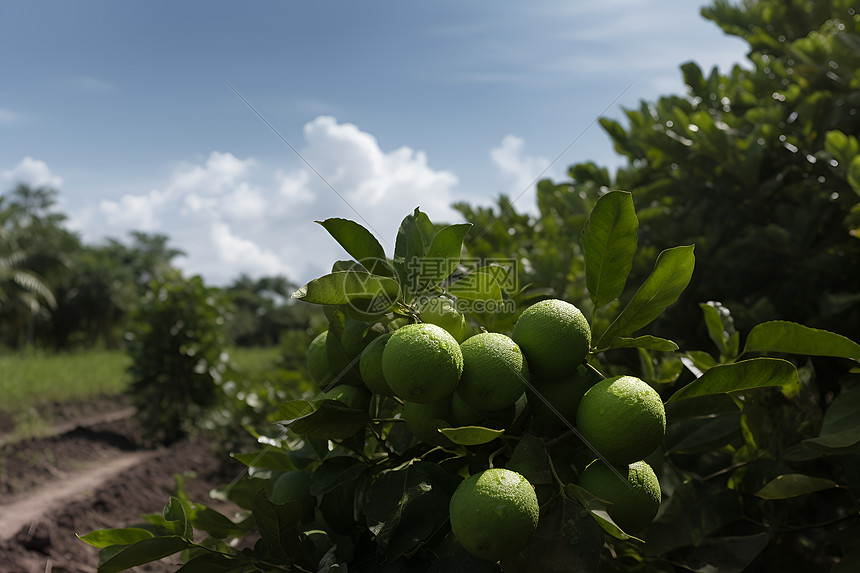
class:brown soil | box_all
[0,398,247,573]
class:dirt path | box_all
[0,449,156,540]
[0,401,245,573]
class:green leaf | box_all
[700,301,737,358]
[665,414,741,454]
[291,271,400,310]
[803,383,860,454]
[580,191,638,308]
[209,476,272,510]
[665,393,739,422]
[471,263,518,294]
[506,432,552,485]
[163,496,192,539]
[446,270,503,301]
[394,208,433,297]
[500,496,603,573]
[743,321,860,362]
[565,484,641,542]
[309,456,367,496]
[681,350,719,378]
[438,425,505,446]
[607,335,678,352]
[364,462,456,560]
[849,156,860,197]
[190,505,253,539]
[597,245,695,349]
[278,400,369,440]
[754,474,839,499]
[272,400,315,422]
[413,223,472,295]
[250,491,302,561]
[667,358,799,403]
[96,536,192,573]
[316,218,393,276]
[77,528,154,549]
[231,449,296,472]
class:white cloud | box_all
[298,116,461,230]
[3,156,63,188]
[169,151,253,196]
[277,169,315,204]
[204,220,293,277]
[68,118,463,286]
[99,189,167,231]
[490,135,562,215]
[0,108,23,125]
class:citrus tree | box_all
[80,198,860,572]
[126,271,231,445]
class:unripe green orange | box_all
[512,299,590,378]
[449,468,540,561]
[578,459,661,533]
[457,332,528,411]
[382,323,463,403]
[577,375,666,465]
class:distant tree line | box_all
[0,183,315,351]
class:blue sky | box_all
[1,0,748,285]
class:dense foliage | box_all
[81,200,860,573]
[126,273,231,445]
[458,0,860,350]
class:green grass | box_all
[228,346,285,376]
[0,349,131,414]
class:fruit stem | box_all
[487,445,505,468]
[584,361,606,380]
[546,451,568,491]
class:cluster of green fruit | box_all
[305,296,666,562]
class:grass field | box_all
[228,346,284,377]
[0,346,285,415]
[0,346,288,439]
[0,349,131,415]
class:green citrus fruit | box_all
[321,384,371,411]
[512,299,590,378]
[341,319,386,359]
[272,469,316,523]
[578,459,661,533]
[527,365,600,432]
[325,312,363,386]
[418,296,468,342]
[382,323,463,403]
[449,468,540,561]
[307,331,335,387]
[576,375,666,465]
[457,333,528,411]
[359,332,395,396]
[402,398,456,446]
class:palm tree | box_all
[0,195,57,346]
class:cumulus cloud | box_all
[489,135,555,215]
[99,190,167,231]
[0,108,23,125]
[298,116,461,228]
[68,117,463,285]
[3,156,64,189]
